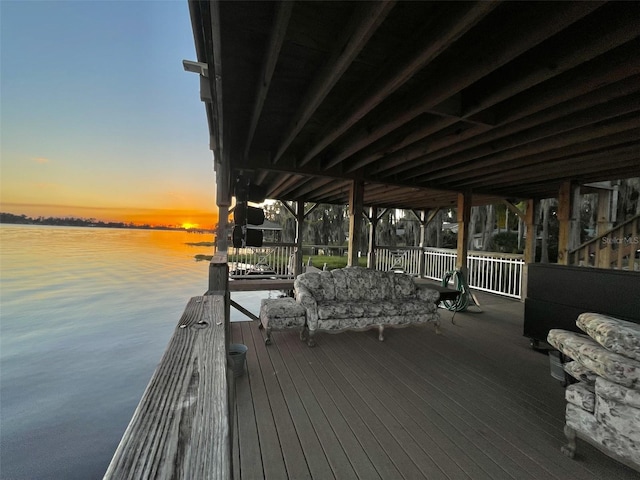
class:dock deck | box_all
[230,291,639,480]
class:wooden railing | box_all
[569,214,640,270]
[104,253,232,479]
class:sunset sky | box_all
[1,1,218,229]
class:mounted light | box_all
[182,60,208,77]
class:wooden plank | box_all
[246,322,320,479]
[268,334,358,479]
[228,279,294,292]
[283,334,404,479]
[105,295,230,479]
[291,337,427,479]
[275,333,376,480]
[231,324,264,479]
[233,322,288,479]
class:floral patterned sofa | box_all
[547,312,640,471]
[294,266,440,346]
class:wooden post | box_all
[367,206,378,269]
[295,200,305,276]
[597,188,613,235]
[348,180,364,267]
[209,252,230,345]
[557,181,573,265]
[418,210,427,278]
[217,205,229,252]
[456,190,472,276]
[522,198,537,300]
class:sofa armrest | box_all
[295,283,319,330]
[416,285,440,303]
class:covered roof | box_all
[188,0,640,210]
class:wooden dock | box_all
[229,291,639,480]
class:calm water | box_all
[0,225,271,479]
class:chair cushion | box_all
[566,382,595,412]
[577,312,640,361]
[548,329,640,389]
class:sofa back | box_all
[295,266,416,302]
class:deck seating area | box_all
[229,290,639,480]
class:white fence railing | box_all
[228,243,296,279]
[225,242,524,298]
[423,247,524,299]
[374,247,422,275]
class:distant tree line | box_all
[0,212,183,231]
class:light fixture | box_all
[182,60,208,77]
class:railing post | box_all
[209,252,230,345]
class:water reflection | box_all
[0,225,214,480]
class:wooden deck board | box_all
[231,291,640,480]
[245,321,315,479]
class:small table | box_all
[259,298,307,345]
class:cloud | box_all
[33,157,50,164]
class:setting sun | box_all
[181,222,200,230]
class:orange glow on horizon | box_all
[2,203,219,230]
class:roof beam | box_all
[373,59,640,178]
[431,115,640,184]
[272,0,395,164]
[406,92,640,183]
[243,1,293,160]
[297,1,498,167]
[467,145,640,188]
[314,1,603,170]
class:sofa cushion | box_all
[577,312,640,361]
[548,329,640,389]
[296,272,325,301]
[566,382,595,412]
[564,361,597,386]
[393,273,416,298]
[318,301,364,320]
[596,376,640,409]
[595,395,640,444]
[319,270,336,301]
[331,268,349,302]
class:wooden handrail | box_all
[105,254,232,479]
[569,214,639,269]
[569,214,640,254]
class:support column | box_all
[557,181,573,265]
[522,198,537,300]
[295,200,304,276]
[456,190,472,276]
[419,210,427,278]
[367,207,378,269]
[597,188,613,235]
[348,180,365,267]
[411,208,439,278]
[217,206,229,252]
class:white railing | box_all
[226,243,524,298]
[423,247,458,281]
[228,243,296,279]
[374,247,423,275]
[423,247,524,299]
